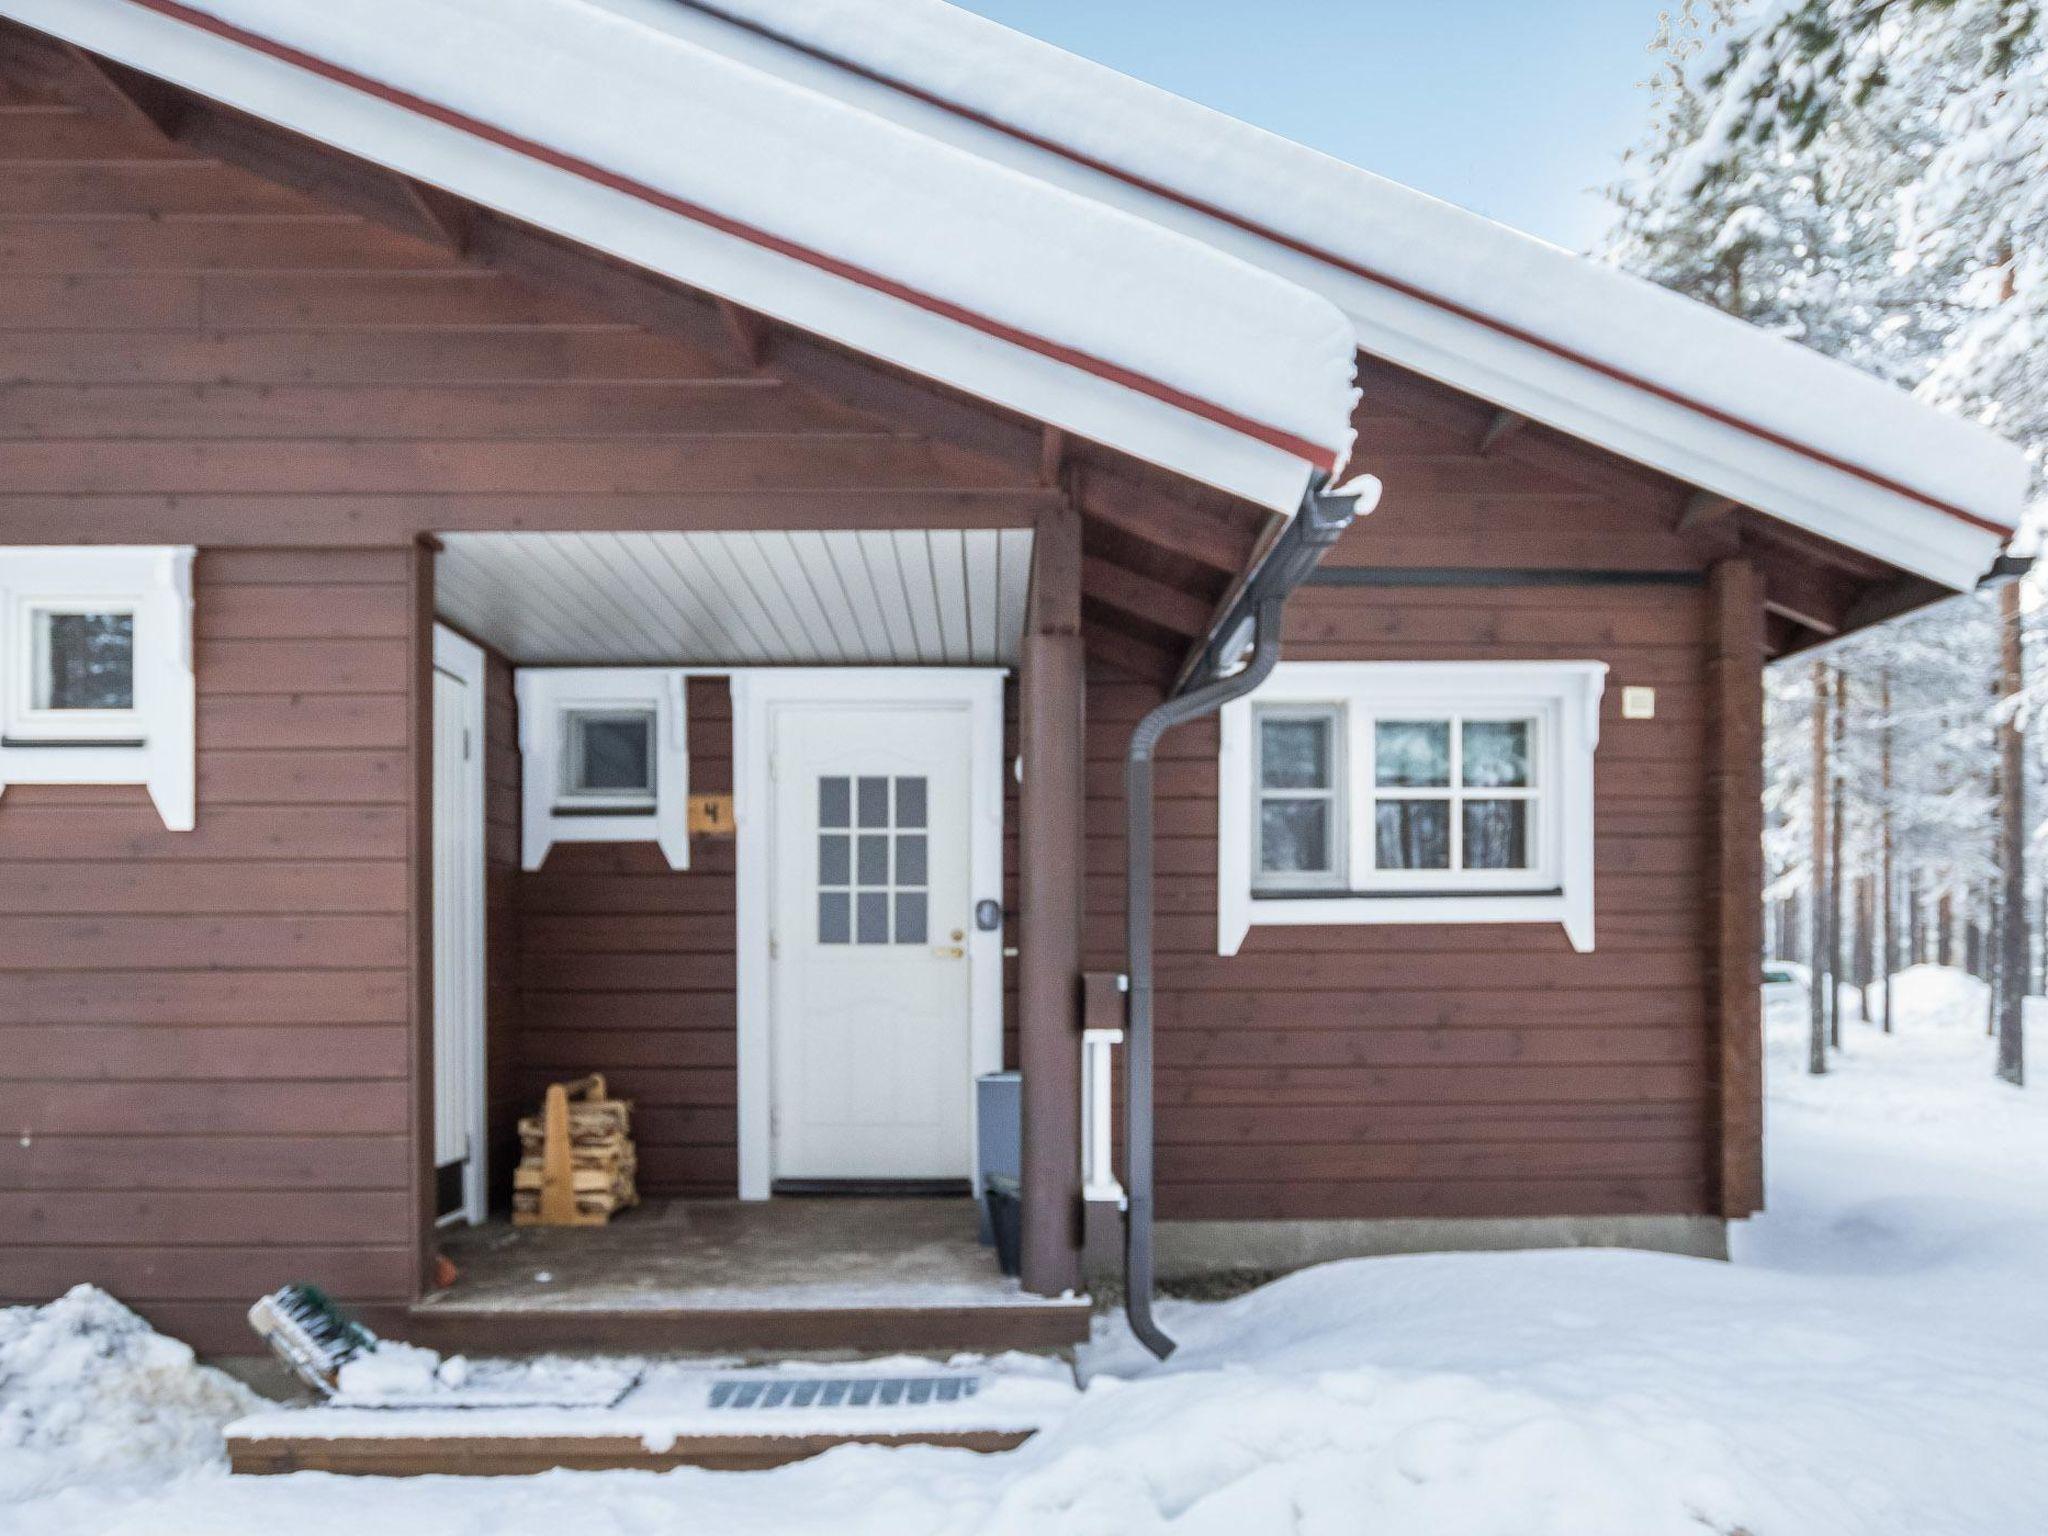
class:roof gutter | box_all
[1120,473,1372,1358]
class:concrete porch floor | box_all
[423,1197,1067,1315]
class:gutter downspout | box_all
[1122,473,1372,1359]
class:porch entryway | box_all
[419,517,1102,1353]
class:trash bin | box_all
[983,1172,1022,1277]
[976,1070,1021,1245]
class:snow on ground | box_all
[5,965,2046,1535]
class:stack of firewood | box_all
[512,1073,638,1226]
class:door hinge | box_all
[769,932,780,960]
[463,727,473,762]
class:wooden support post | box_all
[1708,560,1766,1214]
[1018,502,1085,1295]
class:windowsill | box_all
[1253,885,1564,902]
[1227,888,1591,954]
[2,736,148,750]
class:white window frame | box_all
[1220,661,1607,956]
[516,667,689,871]
[1250,703,1347,892]
[0,546,197,831]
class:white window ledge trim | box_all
[0,546,196,831]
[515,667,690,872]
[1219,660,1608,957]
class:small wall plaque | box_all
[687,793,735,836]
[1621,686,1657,720]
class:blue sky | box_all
[955,0,1663,252]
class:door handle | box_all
[933,945,965,960]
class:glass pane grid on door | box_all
[817,773,929,945]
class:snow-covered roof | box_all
[3,0,2029,587]
[4,0,1362,517]
[630,0,2030,591]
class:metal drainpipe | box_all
[1122,475,1367,1358]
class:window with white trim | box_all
[516,669,689,871]
[1222,661,1606,955]
[0,547,197,830]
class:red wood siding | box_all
[0,549,417,1349]
[511,680,739,1197]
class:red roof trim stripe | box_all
[676,0,2014,538]
[115,0,1342,475]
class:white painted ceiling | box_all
[435,529,1035,666]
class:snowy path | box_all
[7,965,2047,1536]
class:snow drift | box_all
[0,1284,254,1502]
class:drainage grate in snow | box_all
[706,1375,983,1411]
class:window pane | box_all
[1463,799,1530,870]
[1259,716,1331,790]
[896,834,927,886]
[1375,799,1450,869]
[1375,721,1450,787]
[1462,720,1531,788]
[818,834,850,887]
[896,777,927,829]
[819,776,851,828]
[39,612,134,711]
[857,834,889,886]
[856,891,889,944]
[857,776,890,828]
[574,713,653,793]
[1259,799,1331,875]
[818,892,850,944]
[895,891,927,944]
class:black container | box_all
[983,1173,1022,1277]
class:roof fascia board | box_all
[3,0,1317,517]
[650,0,2010,588]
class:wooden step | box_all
[228,1425,1034,1475]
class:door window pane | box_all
[1260,800,1331,875]
[818,892,850,945]
[895,891,927,944]
[1375,721,1450,787]
[35,611,134,711]
[1463,800,1529,870]
[895,776,927,828]
[819,776,851,828]
[856,891,890,945]
[818,834,849,887]
[896,834,927,885]
[857,776,889,827]
[1259,717,1330,789]
[1375,800,1450,870]
[857,834,889,886]
[1462,721,1531,788]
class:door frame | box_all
[431,623,489,1225]
[733,669,1006,1201]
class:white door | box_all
[432,627,487,1224]
[770,703,975,1181]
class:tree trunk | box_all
[1808,660,1829,1075]
[1997,579,2027,1086]
[1881,669,1896,1032]
[1830,668,1848,1040]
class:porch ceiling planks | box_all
[435,529,1035,667]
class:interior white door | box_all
[770,703,975,1181]
[431,634,486,1223]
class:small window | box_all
[32,609,136,714]
[562,709,655,805]
[515,669,689,871]
[1253,706,1344,890]
[1,549,196,829]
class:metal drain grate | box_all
[707,1375,982,1411]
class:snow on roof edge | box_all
[3,0,1363,515]
[672,0,2028,551]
